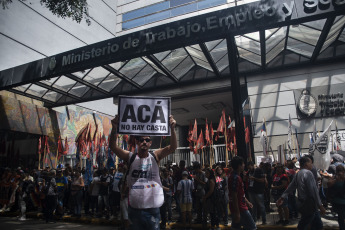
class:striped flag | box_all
[335,121,342,151]
[260,119,268,156]
[287,114,293,152]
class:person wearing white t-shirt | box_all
[109,115,177,230]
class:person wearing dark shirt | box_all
[327,165,345,230]
[278,156,326,230]
[272,164,289,225]
[229,156,256,230]
[55,169,68,216]
[247,161,267,225]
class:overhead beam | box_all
[65,73,110,95]
[146,55,179,83]
[311,16,336,63]
[102,65,142,89]
[260,30,266,70]
[199,43,221,77]
[226,35,248,164]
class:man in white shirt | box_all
[109,115,177,230]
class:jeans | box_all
[45,195,57,222]
[333,203,345,230]
[72,190,83,215]
[298,210,323,230]
[165,196,172,220]
[232,210,256,230]
[128,206,160,230]
[248,192,266,223]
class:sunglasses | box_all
[139,138,151,143]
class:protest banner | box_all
[118,95,171,136]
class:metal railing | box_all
[158,144,227,166]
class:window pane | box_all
[172,56,194,79]
[198,0,226,10]
[43,91,63,102]
[122,17,145,30]
[98,75,122,92]
[170,0,195,7]
[266,27,286,53]
[119,58,146,79]
[132,65,156,86]
[289,25,320,46]
[146,10,170,24]
[123,1,169,21]
[266,38,285,64]
[26,84,48,98]
[236,35,261,55]
[171,3,197,16]
[69,82,90,97]
[53,76,76,92]
[287,37,314,58]
[238,47,261,66]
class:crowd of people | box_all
[0,153,344,230]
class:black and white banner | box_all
[118,96,171,136]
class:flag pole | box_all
[55,149,58,169]
[43,138,47,169]
[224,124,229,167]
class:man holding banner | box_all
[109,96,176,230]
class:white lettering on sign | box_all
[118,96,170,136]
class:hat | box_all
[182,171,189,176]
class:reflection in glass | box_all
[53,76,76,92]
[287,37,314,58]
[25,84,48,98]
[43,91,63,102]
[289,25,320,46]
[69,83,90,97]
[99,75,122,92]
[237,47,261,66]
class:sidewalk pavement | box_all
[0,206,339,230]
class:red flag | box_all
[75,124,89,143]
[192,119,198,142]
[187,121,193,143]
[205,118,210,145]
[87,124,92,144]
[217,109,226,133]
[57,136,63,159]
[63,137,69,155]
[38,136,42,155]
[210,121,214,144]
[196,130,204,150]
[245,127,250,144]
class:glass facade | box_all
[122,0,227,30]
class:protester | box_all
[247,161,267,225]
[70,170,84,218]
[110,163,124,220]
[55,168,68,217]
[327,164,345,230]
[109,114,177,230]
[176,170,194,230]
[192,162,207,224]
[202,167,219,230]
[271,163,290,225]
[215,165,229,226]
[44,170,57,223]
[160,167,174,229]
[277,156,326,230]
[229,156,256,230]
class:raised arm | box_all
[109,115,130,162]
[154,115,177,161]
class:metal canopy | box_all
[1,0,345,108]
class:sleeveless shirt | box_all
[127,151,164,209]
